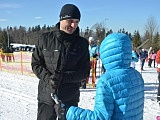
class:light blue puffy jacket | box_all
[132,51,139,62]
[89,44,99,58]
[66,33,144,120]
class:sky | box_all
[0,0,160,35]
[0,55,160,119]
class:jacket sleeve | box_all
[31,40,52,81]
[132,51,139,62]
[156,50,160,63]
[66,78,114,120]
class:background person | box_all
[0,48,5,62]
[148,47,152,67]
[130,49,139,68]
[87,37,99,87]
[156,49,160,103]
[5,47,12,62]
[10,47,15,62]
[81,36,99,88]
[54,33,144,120]
[139,48,148,71]
[31,4,90,120]
[151,50,156,68]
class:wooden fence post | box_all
[20,51,23,74]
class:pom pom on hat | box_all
[89,37,94,42]
[59,4,81,21]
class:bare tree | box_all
[144,15,159,46]
[91,22,105,42]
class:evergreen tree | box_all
[0,31,8,48]
[132,31,141,48]
[152,32,159,52]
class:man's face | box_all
[89,40,94,45]
[60,19,79,34]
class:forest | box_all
[0,16,160,52]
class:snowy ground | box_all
[0,60,160,120]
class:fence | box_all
[0,51,35,76]
[0,51,103,81]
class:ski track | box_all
[0,60,160,119]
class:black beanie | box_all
[59,4,81,21]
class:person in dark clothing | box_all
[139,49,148,71]
[31,4,90,120]
[5,47,12,62]
[148,47,152,67]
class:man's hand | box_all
[54,101,66,120]
[50,78,59,89]
[50,70,61,89]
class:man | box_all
[31,4,90,120]
[55,33,144,120]
[139,48,148,71]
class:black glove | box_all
[93,53,98,58]
[50,70,61,89]
[54,101,67,120]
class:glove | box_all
[93,53,98,58]
[50,70,61,89]
[54,101,67,120]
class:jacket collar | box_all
[55,22,79,36]
[53,22,80,42]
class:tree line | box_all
[0,16,159,52]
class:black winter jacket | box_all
[31,23,90,105]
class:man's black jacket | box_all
[31,23,90,105]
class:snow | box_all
[0,59,160,120]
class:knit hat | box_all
[89,37,94,42]
[59,4,81,21]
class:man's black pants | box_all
[37,102,78,120]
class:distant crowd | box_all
[137,47,157,71]
[0,44,35,62]
[0,47,15,62]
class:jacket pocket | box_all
[42,49,60,64]
[42,49,60,71]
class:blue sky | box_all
[0,0,160,35]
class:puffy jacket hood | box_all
[100,33,132,71]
